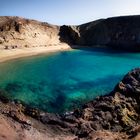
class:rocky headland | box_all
[1,16,140,139]
[60,15,140,51]
[1,15,140,51]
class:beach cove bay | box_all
[0,48,140,113]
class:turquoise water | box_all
[0,48,140,113]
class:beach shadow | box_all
[72,46,134,53]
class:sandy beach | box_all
[0,43,72,63]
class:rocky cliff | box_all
[2,16,140,51]
[60,15,140,50]
[0,16,60,49]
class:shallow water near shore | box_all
[0,47,140,113]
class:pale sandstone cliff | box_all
[0,16,60,49]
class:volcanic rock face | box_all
[70,68,140,139]
[60,16,140,50]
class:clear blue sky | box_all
[0,0,140,25]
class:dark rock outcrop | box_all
[23,67,140,139]
[60,15,140,51]
[59,25,80,45]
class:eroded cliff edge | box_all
[2,15,140,50]
[60,15,140,50]
[0,16,60,48]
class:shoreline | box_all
[0,43,72,63]
[0,43,140,139]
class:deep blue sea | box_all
[0,48,140,113]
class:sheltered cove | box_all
[0,16,140,139]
